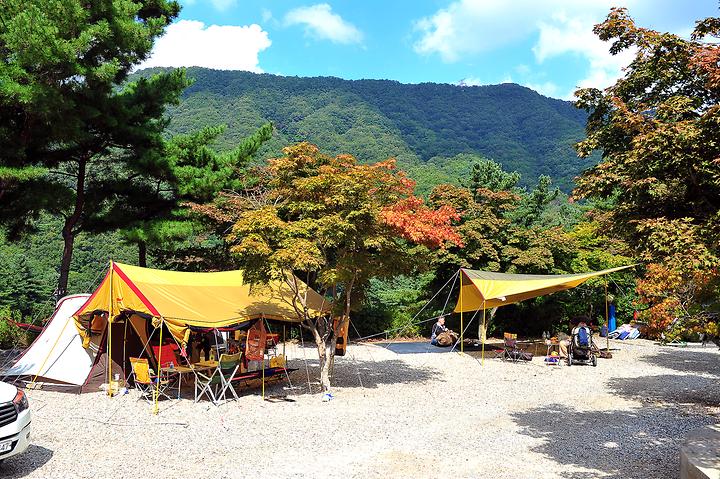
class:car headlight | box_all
[13,389,29,413]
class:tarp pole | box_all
[107,263,114,397]
[481,300,486,366]
[605,282,609,352]
[153,320,163,415]
[459,270,464,354]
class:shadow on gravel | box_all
[511,404,714,479]
[639,348,720,376]
[1,445,54,478]
[230,357,440,397]
[609,374,720,408]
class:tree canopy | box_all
[574,7,720,338]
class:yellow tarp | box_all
[74,261,331,345]
[454,265,635,312]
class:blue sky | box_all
[140,0,720,99]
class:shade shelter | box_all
[71,261,331,399]
[453,265,635,358]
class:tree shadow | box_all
[511,404,715,479]
[239,355,441,397]
[609,374,720,409]
[638,348,720,376]
[1,445,54,478]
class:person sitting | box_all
[559,316,592,358]
[430,317,448,346]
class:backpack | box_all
[577,327,590,347]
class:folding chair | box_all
[194,353,241,406]
[501,333,529,362]
[130,357,174,403]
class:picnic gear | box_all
[452,265,635,360]
[46,261,328,398]
[130,357,174,403]
[501,333,533,362]
[194,353,241,405]
[567,326,597,367]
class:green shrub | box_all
[0,307,29,349]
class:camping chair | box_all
[194,353,241,406]
[152,343,184,368]
[501,333,529,362]
[129,357,175,403]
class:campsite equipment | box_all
[194,353,241,405]
[453,265,635,363]
[501,333,532,362]
[130,357,174,403]
[567,326,597,367]
[2,294,95,390]
[4,262,330,401]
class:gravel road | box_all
[2,338,718,478]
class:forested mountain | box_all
[139,67,592,191]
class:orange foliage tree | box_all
[226,143,461,390]
[574,8,720,338]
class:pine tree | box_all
[0,0,187,296]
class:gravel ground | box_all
[2,338,718,479]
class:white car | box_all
[0,382,31,464]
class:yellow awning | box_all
[74,261,331,345]
[454,265,635,312]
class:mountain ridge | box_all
[139,67,592,192]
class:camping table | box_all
[162,363,217,399]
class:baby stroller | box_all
[567,325,597,367]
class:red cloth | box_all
[245,320,267,361]
[152,344,180,368]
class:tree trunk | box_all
[138,241,147,267]
[55,158,86,298]
[318,334,335,392]
[55,226,74,299]
[478,307,498,341]
[311,315,336,392]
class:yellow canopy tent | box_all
[452,265,635,358]
[71,262,331,400]
[74,261,331,346]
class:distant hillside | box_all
[138,67,592,192]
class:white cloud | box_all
[261,8,273,23]
[139,20,271,72]
[284,4,363,45]
[413,0,637,61]
[533,13,635,94]
[524,81,564,99]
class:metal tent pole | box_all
[605,282,610,352]
[460,270,464,354]
[481,300,486,366]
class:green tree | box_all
[0,0,187,296]
[226,143,461,390]
[93,123,273,266]
[574,7,720,336]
